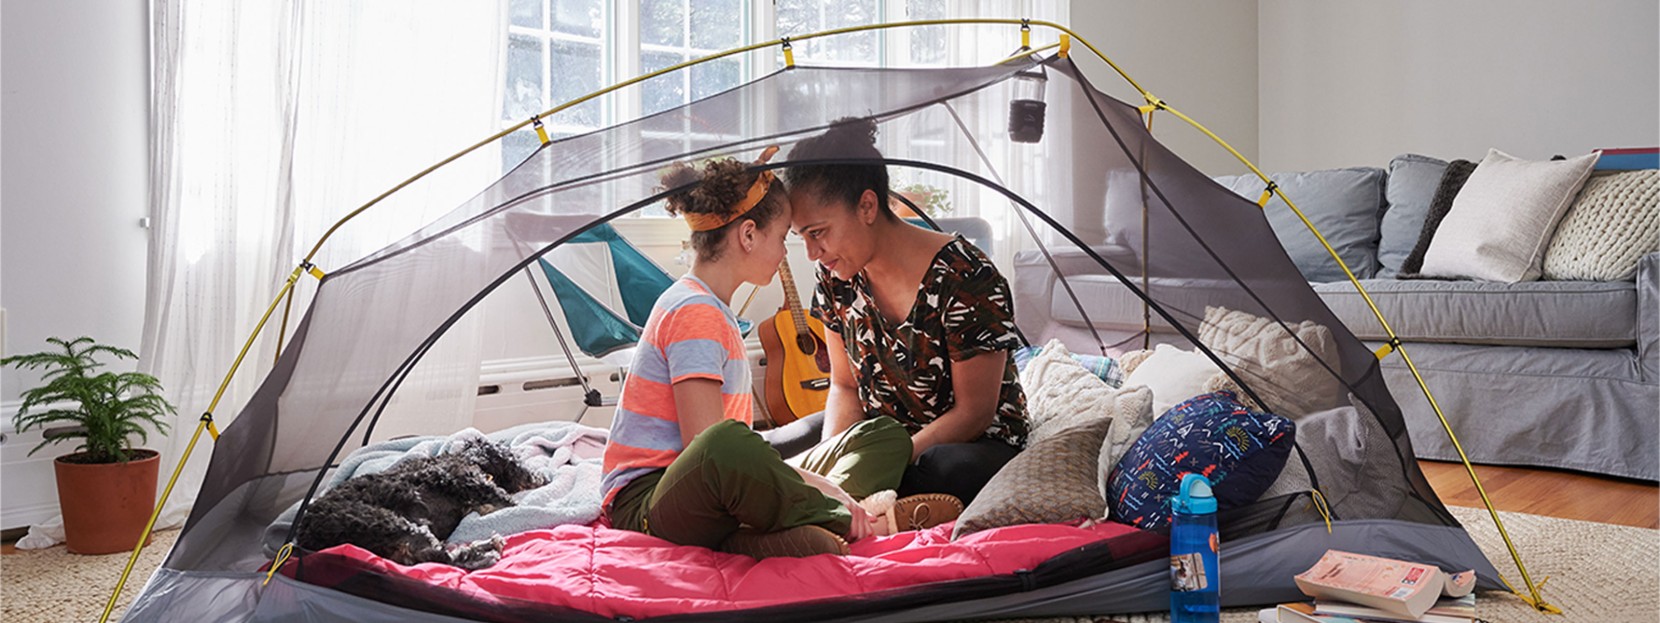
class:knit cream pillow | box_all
[1420,149,1599,283]
[1542,169,1660,281]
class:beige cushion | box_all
[1420,149,1599,283]
[1121,343,1222,418]
[1097,385,1153,499]
[1196,306,1346,417]
[1019,340,1154,501]
[1542,169,1660,281]
[952,414,1113,540]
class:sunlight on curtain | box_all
[17,1,507,548]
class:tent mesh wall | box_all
[135,55,1497,620]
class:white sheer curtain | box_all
[934,0,1070,270]
[17,1,506,549]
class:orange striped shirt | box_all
[601,276,752,504]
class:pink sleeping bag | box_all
[281,520,1164,621]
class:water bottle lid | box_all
[1173,473,1218,514]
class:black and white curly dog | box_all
[295,440,545,570]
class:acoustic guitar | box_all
[757,257,831,425]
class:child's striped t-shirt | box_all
[601,276,753,503]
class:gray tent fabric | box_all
[123,55,1500,622]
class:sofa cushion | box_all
[1420,149,1600,283]
[1542,169,1660,281]
[1400,160,1479,276]
[1049,275,1277,335]
[1379,155,1451,278]
[1213,167,1387,282]
[1313,278,1637,348]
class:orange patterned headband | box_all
[683,145,781,232]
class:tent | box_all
[113,20,1530,623]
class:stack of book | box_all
[1256,550,1478,623]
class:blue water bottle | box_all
[1169,474,1220,623]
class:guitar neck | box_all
[777,258,810,332]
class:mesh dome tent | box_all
[118,31,1507,623]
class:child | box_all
[600,147,918,558]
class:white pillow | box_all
[1121,343,1223,419]
[1420,149,1599,282]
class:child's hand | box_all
[844,502,874,541]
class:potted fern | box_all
[3,337,174,554]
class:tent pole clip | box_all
[199,412,215,424]
[780,37,795,69]
[531,115,550,145]
[1019,19,1031,51]
[1374,337,1404,360]
[298,260,326,280]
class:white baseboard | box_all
[2,403,65,530]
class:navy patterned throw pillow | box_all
[1106,391,1295,531]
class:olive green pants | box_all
[609,417,910,548]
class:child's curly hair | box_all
[660,157,786,261]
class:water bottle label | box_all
[1170,552,1208,592]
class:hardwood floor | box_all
[1418,460,1658,529]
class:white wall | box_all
[1259,0,1660,171]
[1,0,150,529]
[1,2,149,403]
[1068,1,1260,176]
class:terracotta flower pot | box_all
[53,449,159,555]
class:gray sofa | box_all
[1014,155,1659,481]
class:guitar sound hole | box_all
[795,334,817,355]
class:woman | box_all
[779,118,1029,505]
[601,147,913,558]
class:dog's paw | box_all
[447,535,506,570]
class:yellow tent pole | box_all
[99,265,308,623]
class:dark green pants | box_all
[610,417,910,548]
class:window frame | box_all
[502,0,972,217]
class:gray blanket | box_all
[264,421,609,555]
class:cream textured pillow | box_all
[1121,343,1222,419]
[1542,169,1660,281]
[1097,385,1153,499]
[952,414,1113,540]
[1420,149,1599,282]
[1019,340,1114,439]
[1196,306,1346,418]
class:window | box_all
[502,0,969,170]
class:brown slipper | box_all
[719,524,849,559]
[888,494,964,533]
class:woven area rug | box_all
[1,507,1654,622]
[994,506,1660,623]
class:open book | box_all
[1293,550,1476,620]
